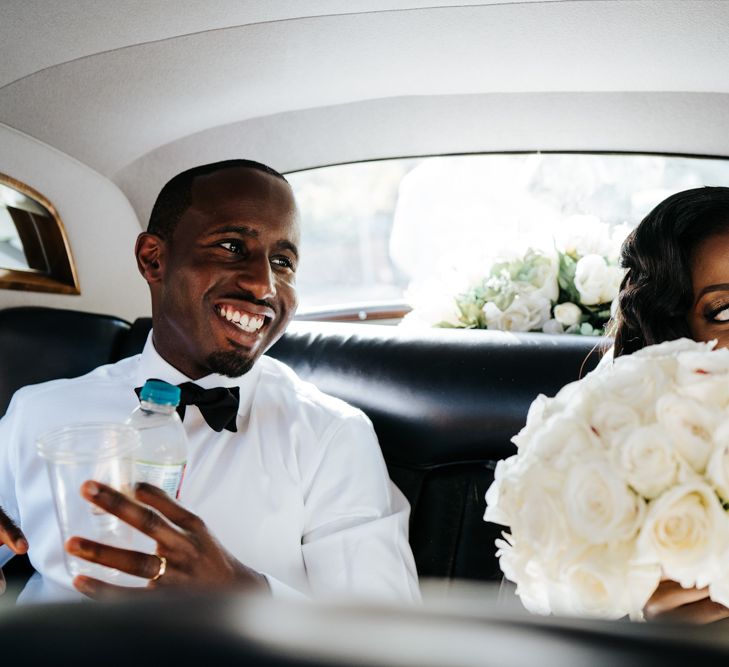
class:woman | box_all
[612,185,729,623]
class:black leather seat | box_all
[0,307,132,414]
[0,306,602,593]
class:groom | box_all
[0,159,419,602]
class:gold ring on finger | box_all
[150,554,167,582]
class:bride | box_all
[611,185,729,623]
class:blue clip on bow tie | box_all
[134,380,240,433]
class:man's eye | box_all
[219,241,242,254]
[271,256,295,270]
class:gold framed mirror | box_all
[0,173,79,294]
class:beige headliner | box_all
[1,0,728,318]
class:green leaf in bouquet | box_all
[557,253,581,304]
[456,298,486,329]
[480,275,516,311]
[579,302,614,331]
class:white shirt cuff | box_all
[262,573,309,600]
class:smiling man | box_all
[0,160,420,603]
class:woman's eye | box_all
[708,304,729,322]
[219,241,242,254]
[715,308,729,322]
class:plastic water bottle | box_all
[127,380,188,499]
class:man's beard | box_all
[205,350,255,377]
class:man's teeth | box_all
[218,306,265,333]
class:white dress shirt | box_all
[0,333,420,604]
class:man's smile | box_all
[215,303,272,334]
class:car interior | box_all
[3,1,729,663]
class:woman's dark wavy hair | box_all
[611,186,729,357]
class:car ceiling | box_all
[1,0,728,319]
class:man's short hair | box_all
[147,159,289,239]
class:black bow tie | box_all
[135,380,240,433]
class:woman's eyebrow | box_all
[695,283,729,305]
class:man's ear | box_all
[135,232,165,284]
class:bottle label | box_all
[135,461,186,499]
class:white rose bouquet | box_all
[452,249,558,333]
[548,215,627,335]
[485,338,729,620]
[402,217,628,335]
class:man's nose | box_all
[236,254,276,301]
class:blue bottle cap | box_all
[140,380,181,406]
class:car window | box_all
[288,153,729,321]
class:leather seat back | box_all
[0,307,131,415]
[0,307,603,589]
[115,317,604,585]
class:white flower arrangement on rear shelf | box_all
[484,338,729,620]
[402,216,629,336]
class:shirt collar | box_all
[135,331,262,418]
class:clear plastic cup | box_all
[37,422,141,582]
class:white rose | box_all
[633,337,714,360]
[488,460,573,569]
[511,394,549,450]
[482,293,551,332]
[516,477,571,565]
[619,339,697,380]
[484,455,524,526]
[636,481,728,588]
[513,293,552,331]
[574,254,622,306]
[554,546,633,619]
[553,302,582,327]
[593,357,666,415]
[676,347,729,407]
[616,424,679,499]
[563,458,644,544]
[705,421,729,502]
[495,533,550,615]
[626,563,663,621]
[677,347,729,374]
[606,265,624,302]
[541,318,564,334]
[589,401,641,448]
[551,378,584,407]
[482,301,506,330]
[523,250,560,303]
[709,571,729,610]
[655,394,717,474]
[530,414,600,466]
[550,378,597,422]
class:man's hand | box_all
[643,579,729,624]
[0,507,28,595]
[65,481,269,600]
